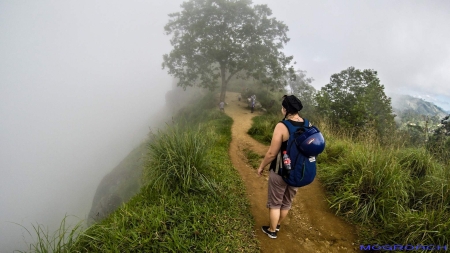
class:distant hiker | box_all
[256,95,306,239]
[251,95,256,113]
[219,101,225,112]
[238,94,241,102]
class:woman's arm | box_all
[257,123,285,176]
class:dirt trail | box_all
[224,92,361,253]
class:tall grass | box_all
[397,148,436,179]
[16,216,84,253]
[143,123,217,195]
[318,129,450,247]
[320,142,412,224]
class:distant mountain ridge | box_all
[390,94,448,118]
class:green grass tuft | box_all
[16,215,84,253]
[143,123,218,195]
[247,114,280,145]
[397,148,436,178]
[243,148,263,169]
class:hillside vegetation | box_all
[73,94,259,252]
[248,114,450,247]
[320,128,449,246]
[21,92,259,252]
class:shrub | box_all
[323,144,412,224]
[320,139,349,165]
[397,148,436,178]
[382,209,450,246]
[247,114,280,145]
[143,124,217,195]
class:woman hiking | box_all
[256,94,306,239]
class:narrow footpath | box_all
[224,92,361,253]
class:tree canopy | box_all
[162,0,294,102]
[315,67,395,138]
[427,114,450,163]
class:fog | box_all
[0,1,181,251]
[1,0,450,251]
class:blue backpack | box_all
[277,119,325,187]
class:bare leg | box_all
[278,209,289,225]
[269,208,280,232]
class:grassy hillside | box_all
[87,86,208,226]
[21,92,259,252]
[87,142,147,225]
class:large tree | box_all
[162,0,294,102]
[315,67,395,137]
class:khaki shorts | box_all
[267,170,299,210]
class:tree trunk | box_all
[219,64,227,103]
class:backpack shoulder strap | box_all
[303,118,310,128]
[281,118,310,134]
[280,119,297,135]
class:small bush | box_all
[320,139,349,164]
[323,144,412,224]
[397,148,436,178]
[406,163,450,214]
[143,124,217,195]
[247,114,280,145]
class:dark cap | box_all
[282,95,303,113]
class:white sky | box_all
[252,0,450,111]
[1,0,449,251]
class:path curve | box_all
[224,92,361,253]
